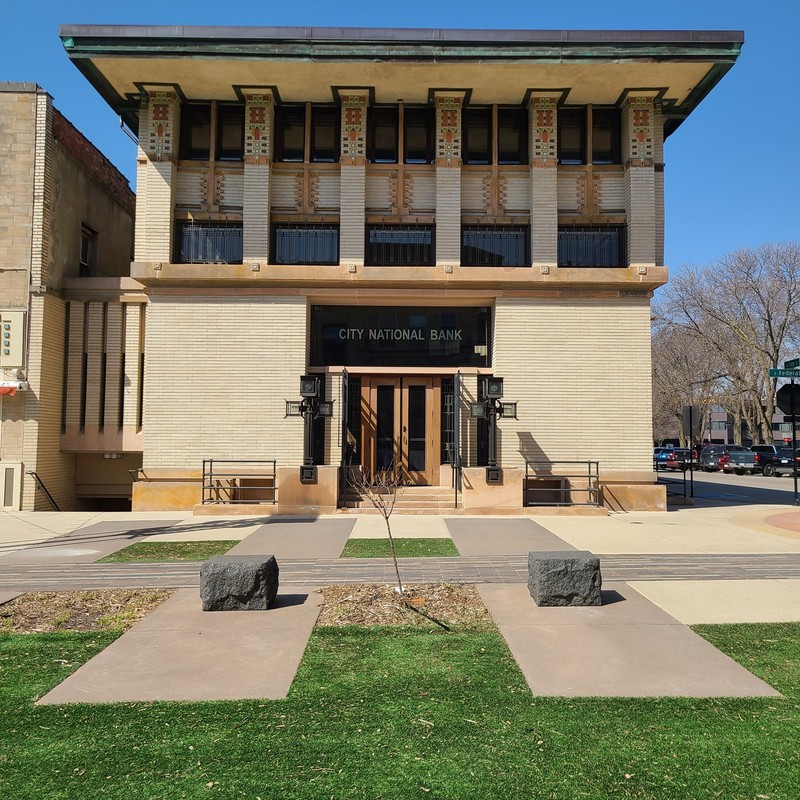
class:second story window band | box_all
[272,224,339,265]
[461,226,530,267]
[365,224,435,266]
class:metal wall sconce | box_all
[286,375,334,480]
[469,376,518,483]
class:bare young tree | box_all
[348,467,406,595]
[655,242,800,443]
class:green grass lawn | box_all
[1,622,799,799]
[340,537,460,558]
[98,540,240,563]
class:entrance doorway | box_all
[360,376,441,485]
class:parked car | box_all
[750,444,783,476]
[653,447,675,470]
[699,444,757,474]
[664,448,698,471]
[767,447,800,477]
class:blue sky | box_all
[3,0,798,271]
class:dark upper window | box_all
[591,108,621,165]
[79,225,97,277]
[461,226,529,267]
[271,224,339,265]
[365,225,435,266]
[311,106,340,163]
[497,108,528,165]
[462,107,529,165]
[557,225,626,267]
[368,107,399,163]
[180,103,212,160]
[180,103,244,161]
[275,105,305,162]
[404,107,434,164]
[174,222,243,264]
[557,108,585,165]
[462,108,491,165]
[216,104,244,161]
[558,107,621,165]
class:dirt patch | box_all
[0,583,492,634]
[0,589,174,633]
[316,583,494,629]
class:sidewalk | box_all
[5,507,794,703]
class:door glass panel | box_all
[376,385,395,470]
[407,385,426,472]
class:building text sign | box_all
[310,306,491,367]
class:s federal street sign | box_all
[770,368,800,378]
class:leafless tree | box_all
[655,242,800,443]
[651,323,722,444]
[348,467,406,595]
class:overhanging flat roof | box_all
[60,25,744,137]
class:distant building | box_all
[53,26,741,513]
[0,83,135,510]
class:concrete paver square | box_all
[478,583,780,698]
[446,517,574,555]
[350,516,450,538]
[228,517,355,559]
[143,522,262,543]
[629,579,800,624]
[0,520,182,564]
[37,587,322,704]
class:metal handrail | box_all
[524,460,600,507]
[201,459,277,505]
[446,443,462,510]
[25,470,61,511]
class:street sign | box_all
[770,368,800,378]
[785,358,800,369]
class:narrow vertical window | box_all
[497,108,528,165]
[591,108,621,165]
[180,103,211,160]
[275,105,305,162]
[216,104,244,161]
[462,108,491,165]
[79,225,97,277]
[404,107,434,164]
[557,108,585,165]
[368,107,399,163]
[311,106,340,163]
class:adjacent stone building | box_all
[0,83,135,510]
[53,26,741,513]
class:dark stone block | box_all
[527,550,602,606]
[200,555,279,611]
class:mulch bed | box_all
[316,583,494,629]
[0,583,493,634]
[0,589,174,633]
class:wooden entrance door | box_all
[361,377,440,485]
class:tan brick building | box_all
[56,26,742,513]
[0,83,135,510]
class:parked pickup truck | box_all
[768,448,800,477]
[699,444,757,474]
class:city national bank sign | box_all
[311,306,491,367]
